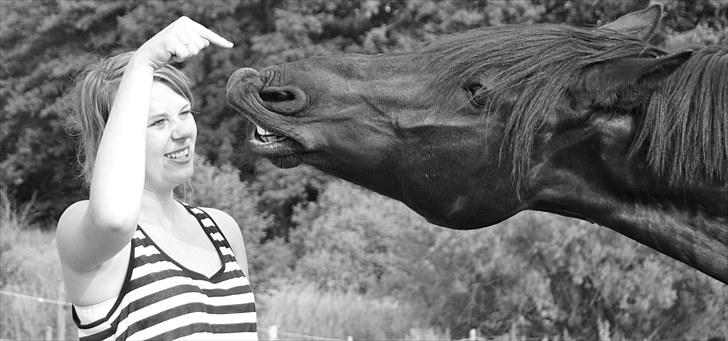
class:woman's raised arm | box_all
[57,17,233,273]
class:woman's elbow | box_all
[85,206,139,236]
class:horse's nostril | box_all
[260,88,295,102]
[257,86,307,114]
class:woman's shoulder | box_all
[198,206,248,274]
[200,207,243,243]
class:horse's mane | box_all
[630,45,728,188]
[417,24,727,189]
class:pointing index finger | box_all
[195,24,233,48]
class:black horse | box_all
[227,6,728,283]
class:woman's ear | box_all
[599,4,663,41]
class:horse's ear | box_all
[599,4,662,41]
[580,50,693,107]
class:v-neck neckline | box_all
[137,206,225,281]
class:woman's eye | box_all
[150,119,167,128]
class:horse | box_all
[226,5,728,284]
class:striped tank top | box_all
[72,204,258,340]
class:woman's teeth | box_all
[165,147,190,160]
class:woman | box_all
[56,17,257,340]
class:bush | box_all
[286,180,728,340]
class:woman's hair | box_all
[72,51,194,185]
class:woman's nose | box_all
[171,120,195,140]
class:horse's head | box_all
[226,5,695,228]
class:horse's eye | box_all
[465,82,485,107]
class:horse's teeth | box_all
[256,125,272,135]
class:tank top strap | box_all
[178,202,234,251]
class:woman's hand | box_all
[134,16,233,70]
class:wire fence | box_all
[0,290,70,307]
[0,289,513,341]
[0,286,69,341]
[1,289,713,341]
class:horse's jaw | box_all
[279,122,524,230]
[385,126,524,229]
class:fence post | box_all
[268,325,278,341]
[469,328,477,341]
[44,326,52,341]
[56,281,66,340]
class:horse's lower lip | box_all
[268,155,303,168]
[248,135,304,164]
[249,137,304,168]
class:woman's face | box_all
[144,81,197,192]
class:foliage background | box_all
[1,0,726,340]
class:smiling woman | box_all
[56,17,258,340]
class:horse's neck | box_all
[527,151,728,284]
[542,188,726,283]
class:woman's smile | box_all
[164,146,192,162]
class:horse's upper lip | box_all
[227,69,294,136]
[226,68,263,93]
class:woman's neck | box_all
[138,188,180,230]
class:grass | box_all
[0,190,76,340]
[257,282,449,341]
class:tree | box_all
[0,0,274,220]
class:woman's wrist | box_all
[128,51,159,73]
